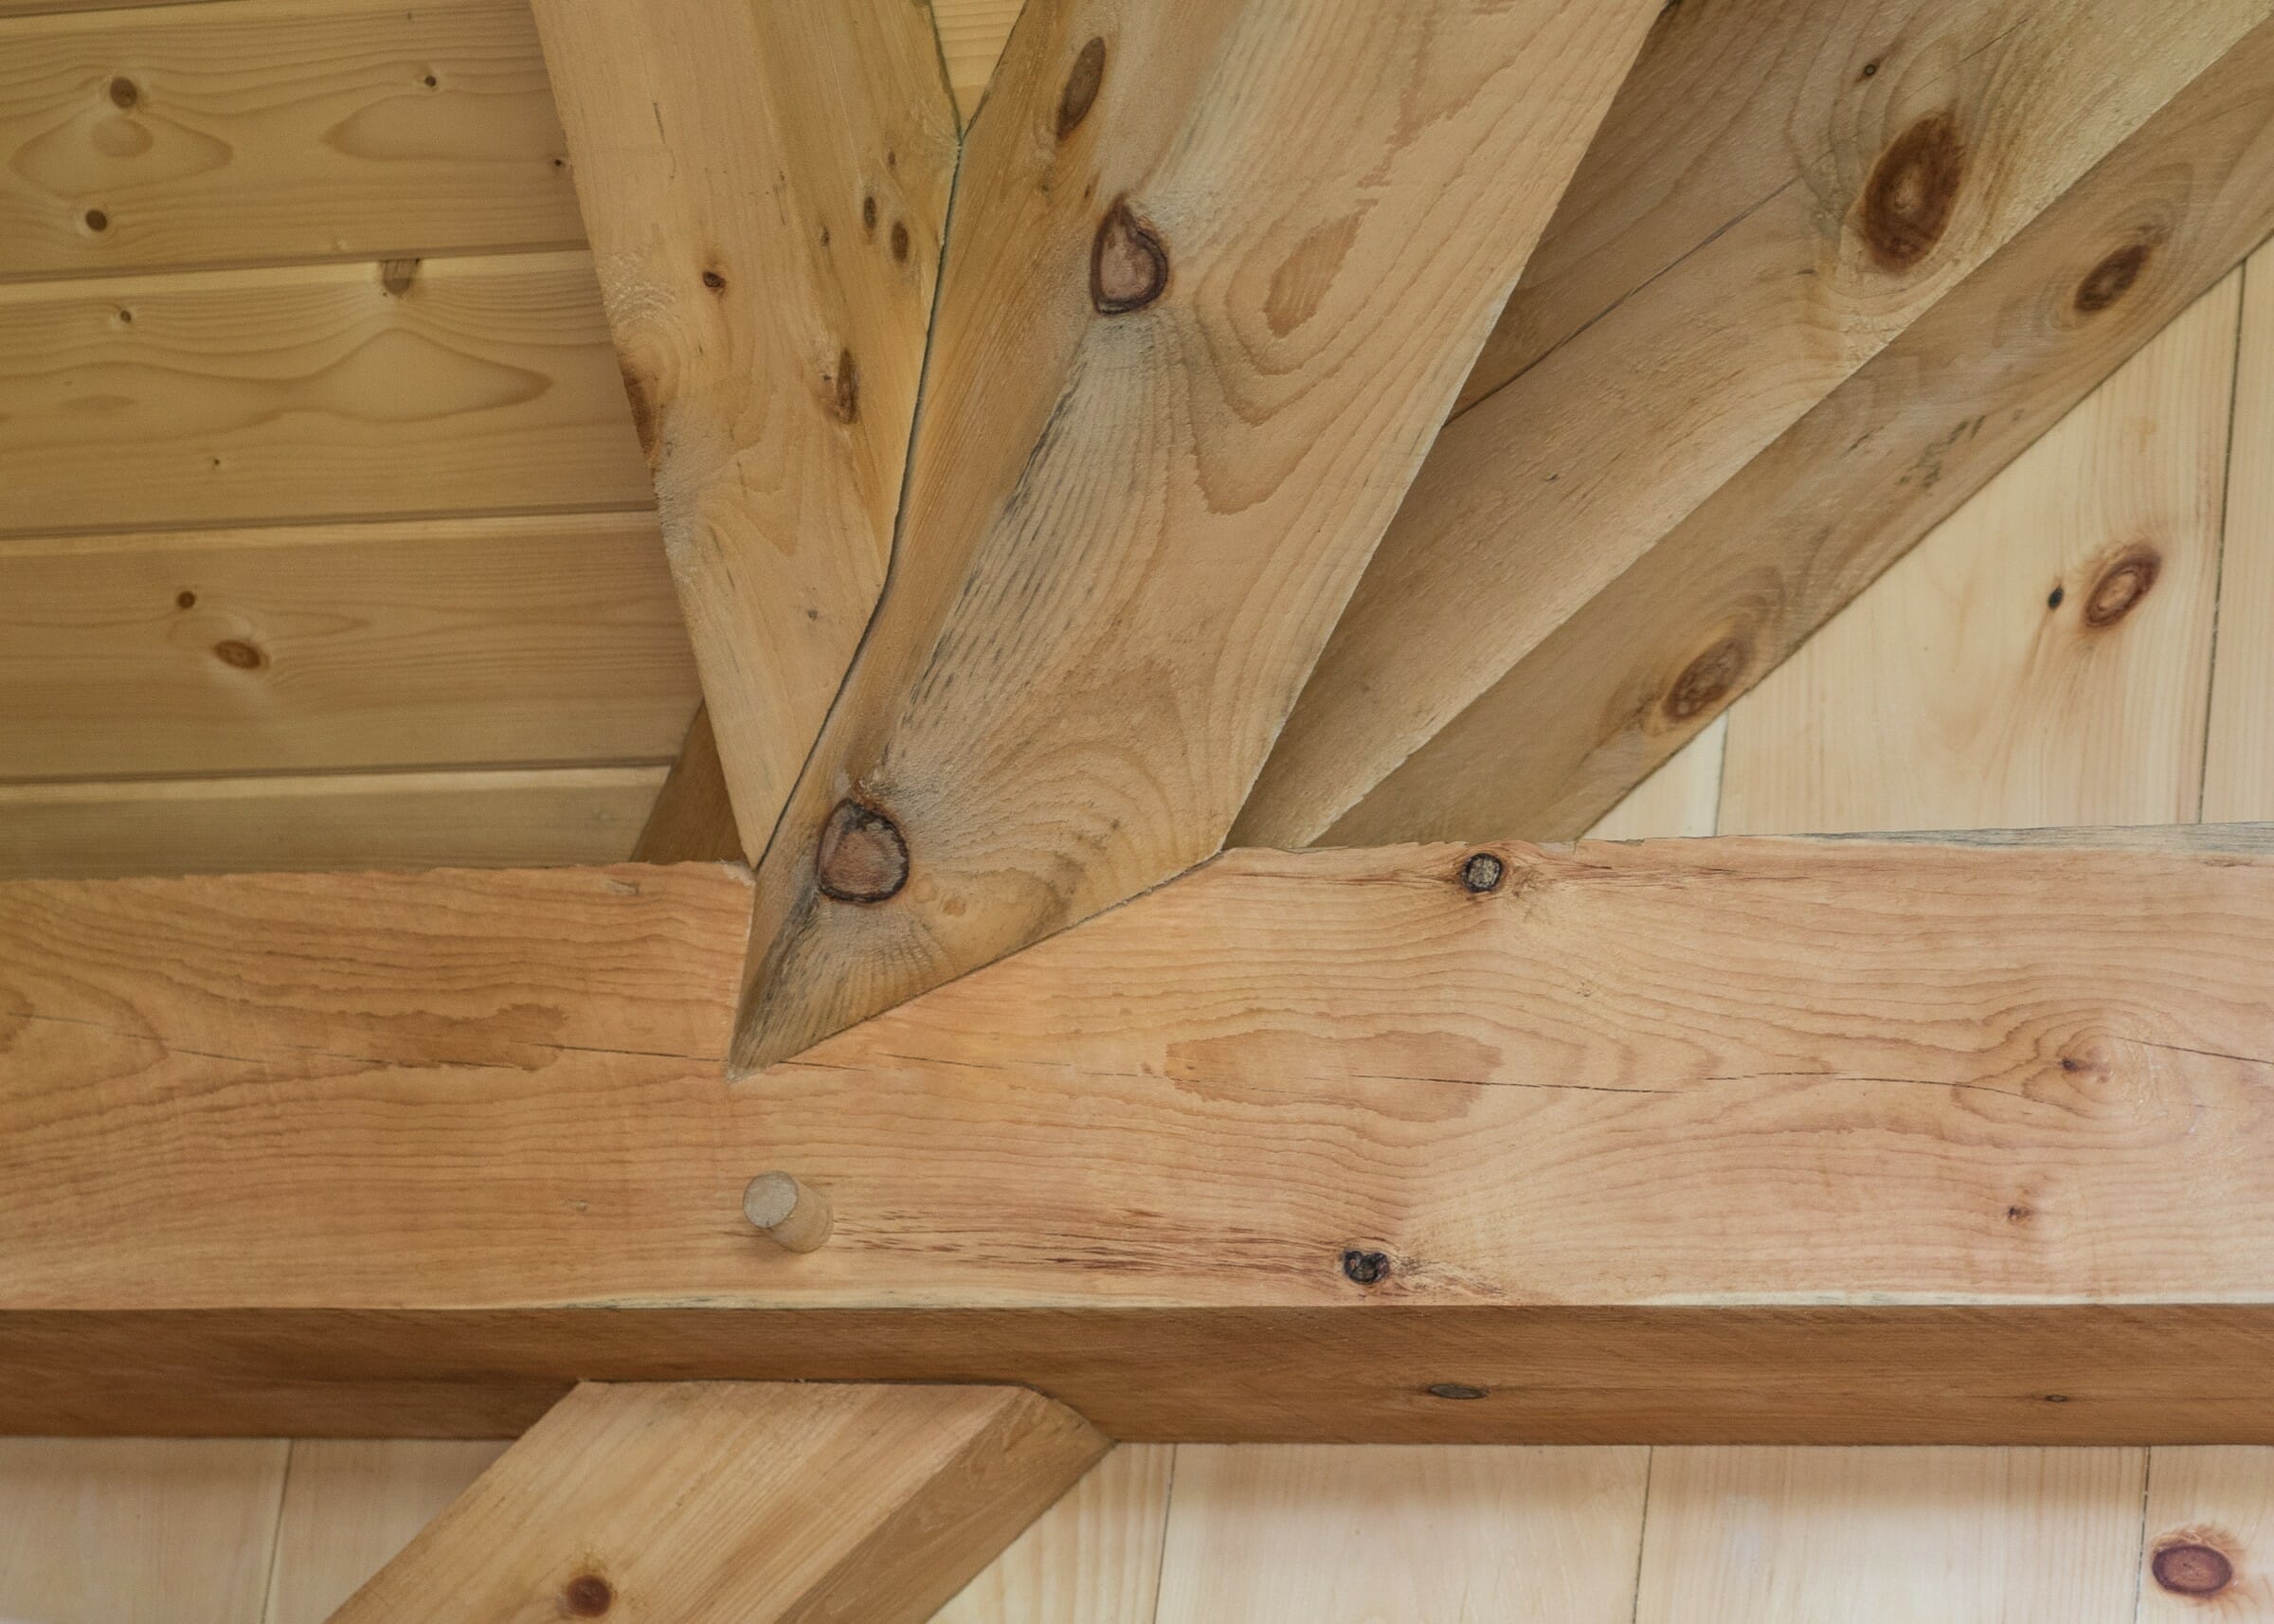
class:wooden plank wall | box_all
[0,0,700,876]
[6,226,2271,1624]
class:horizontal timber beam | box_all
[1234,0,2274,848]
[6,835,2274,1442]
[325,1381,1104,1624]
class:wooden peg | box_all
[742,1171,833,1252]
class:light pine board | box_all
[0,766,667,878]
[0,251,649,537]
[0,0,581,279]
[0,514,695,780]
[1151,1447,1651,1624]
[2207,246,2274,821]
[262,1440,505,1624]
[929,0,1021,122]
[0,1438,288,1624]
[1634,1448,2150,1624]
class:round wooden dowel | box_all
[742,1171,833,1253]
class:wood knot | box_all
[83,208,110,232]
[2153,1542,2234,1597]
[212,640,264,671]
[2075,240,2154,315]
[108,77,138,109]
[1092,199,1167,314]
[1460,852,1505,893]
[175,589,196,609]
[828,349,859,424]
[1341,1249,1391,1286]
[1427,1382,1488,1400]
[562,1574,614,1615]
[861,194,877,233]
[2082,547,2159,628]
[891,221,910,262]
[1057,37,1106,138]
[379,258,418,297]
[700,268,726,291]
[1860,111,1963,270]
[816,800,908,903]
[1663,636,1748,722]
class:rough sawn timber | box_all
[729,0,1664,1072]
[1234,0,2274,848]
[6,834,2274,1441]
[322,1382,1105,1624]
[530,0,957,860]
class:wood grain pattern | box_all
[2139,1449,2274,1617]
[0,514,695,780]
[0,1437,288,1623]
[2206,245,2274,822]
[1720,269,2239,832]
[0,251,650,536]
[1152,1446,1649,1624]
[532,0,956,861]
[263,1441,507,1624]
[0,0,581,280]
[1236,0,2274,849]
[1634,1449,2148,1624]
[0,766,666,877]
[935,1444,1174,1624]
[326,1383,1106,1624]
[732,0,1663,1071]
[9,838,2274,1440]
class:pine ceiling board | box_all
[0,514,695,780]
[0,250,651,535]
[2204,245,2274,821]
[1236,0,2274,850]
[0,0,580,281]
[1719,268,2240,834]
[0,1438,289,1624]
[1152,1446,1649,1624]
[1634,1449,2148,1624]
[0,765,667,877]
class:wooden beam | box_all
[1233,0,2274,849]
[9,834,2274,1442]
[530,0,958,861]
[731,0,1662,1072]
[324,1382,1106,1624]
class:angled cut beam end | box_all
[729,0,1665,1074]
[326,1381,1106,1624]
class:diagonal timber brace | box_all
[7,829,2274,1444]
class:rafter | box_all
[729,0,1664,1072]
[8,829,2274,1442]
[530,0,957,861]
[323,1381,1105,1624]
[1233,0,2274,848]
